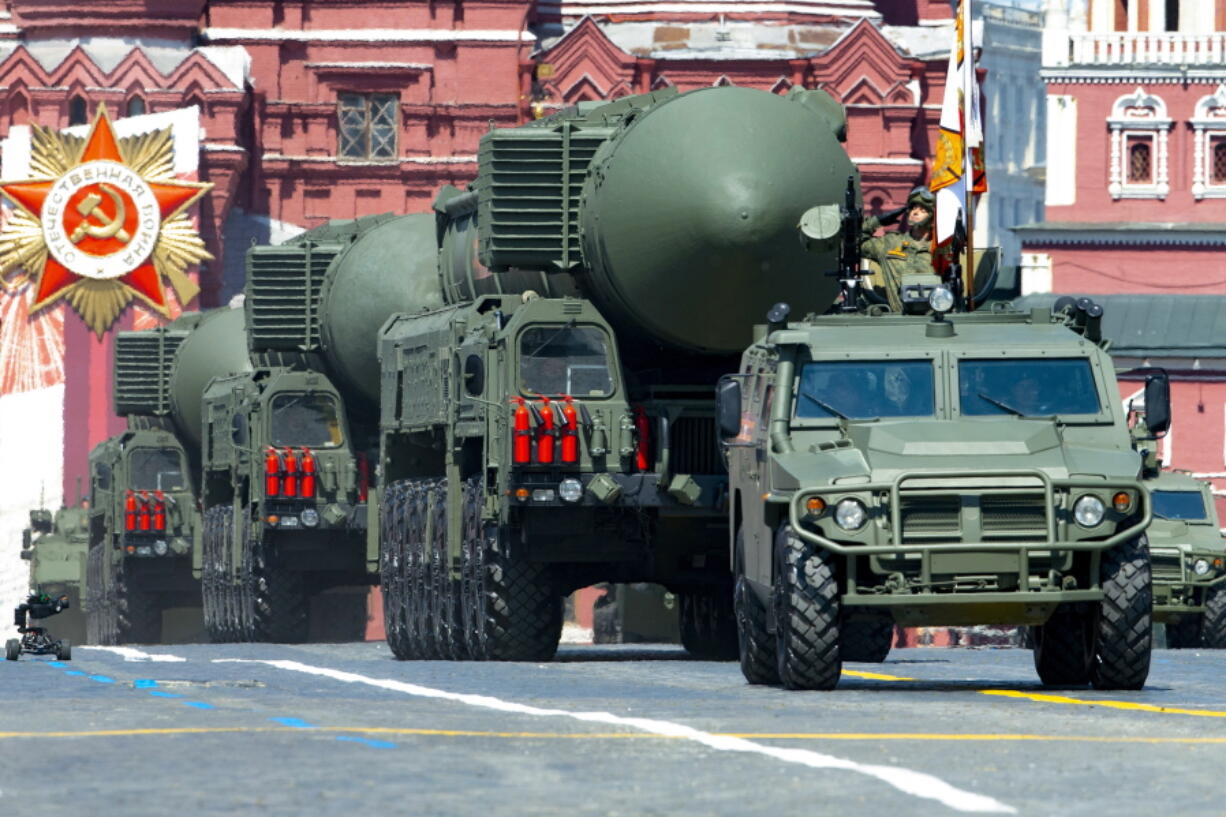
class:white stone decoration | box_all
[1191,84,1226,201]
[1107,86,1171,200]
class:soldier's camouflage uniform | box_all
[860,217,932,313]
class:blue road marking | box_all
[182,701,215,710]
[89,675,115,683]
[148,691,182,698]
[46,661,66,668]
[64,670,86,677]
[269,717,316,729]
[335,736,397,749]
[133,679,158,688]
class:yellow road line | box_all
[981,690,1226,718]
[843,670,915,682]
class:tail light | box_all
[124,490,137,532]
[561,396,579,464]
[153,490,166,532]
[264,447,281,497]
[512,397,532,464]
[138,491,151,531]
[300,448,317,499]
[357,452,370,503]
[537,397,555,464]
[283,447,299,498]
[633,406,651,472]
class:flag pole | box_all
[962,0,976,310]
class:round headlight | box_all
[558,478,583,503]
[152,539,169,556]
[928,286,955,314]
[1073,495,1105,528]
[300,508,319,528]
[1193,558,1211,576]
[834,498,868,531]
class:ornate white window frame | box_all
[1192,84,1226,201]
[1108,86,1170,200]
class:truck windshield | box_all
[520,325,614,397]
[128,448,186,491]
[270,394,344,447]
[1151,490,1208,521]
[795,360,935,419]
[959,358,1101,417]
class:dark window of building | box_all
[1212,137,1226,184]
[1127,138,1152,184]
[338,92,398,160]
[1165,0,1180,31]
[68,95,88,125]
[126,96,146,117]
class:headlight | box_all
[928,286,955,314]
[558,478,583,503]
[152,539,169,556]
[1193,559,1211,576]
[532,489,556,502]
[300,508,319,527]
[135,545,152,557]
[1073,495,1105,528]
[834,498,868,531]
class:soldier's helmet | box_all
[906,186,935,212]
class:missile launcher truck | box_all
[198,215,423,642]
[20,504,89,644]
[375,85,857,661]
[720,281,1166,689]
[1143,471,1226,648]
[86,307,251,643]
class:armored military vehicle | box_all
[592,584,682,645]
[375,85,856,661]
[21,504,88,644]
[720,294,1163,690]
[87,307,251,643]
[1144,471,1226,648]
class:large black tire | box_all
[1203,585,1226,649]
[1165,616,1202,649]
[56,639,72,661]
[679,587,739,661]
[251,535,309,644]
[1092,537,1152,690]
[430,480,468,659]
[409,482,438,658]
[118,574,162,644]
[772,524,841,690]
[201,505,230,642]
[734,574,778,684]
[840,611,894,663]
[1031,603,1093,685]
[6,639,19,661]
[380,480,411,658]
[85,544,109,645]
[462,477,560,661]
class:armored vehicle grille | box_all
[669,416,723,475]
[1149,548,1184,581]
[113,330,185,416]
[981,494,1048,538]
[246,242,342,353]
[900,495,961,541]
[477,124,611,272]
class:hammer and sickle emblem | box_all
[70,183,131,245]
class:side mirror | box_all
[1144,369,1171,436]
[716,377,743,440]
[231,414,249,447]
[22,529,31,550]
[20,550,32,560]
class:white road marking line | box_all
[215,658,1013,814]
[81,646,187,663]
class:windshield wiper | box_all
[524,319,577,360]
[800,389,849,420]
[976,392,1027,417]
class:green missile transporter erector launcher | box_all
[21,504,88,644]
[86,307,252,643]
[1144,471,1226,648]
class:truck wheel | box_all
[408,481,439,658]
[380,480,412,659]
[56,639,72,661]
[1031,603,1093,685]
[251,538,309,644]
[1092,537,1152,690]
[679,588,738,660]
[119,580,162,645]
[1202,585,1226,648]
[1165,616,1202,649]
[430,480,468,660]
[5,639,19,660]
[86,544,107,645]
[202,505,230,642]
[772,524,841,690]
[462,478,560,661]
[735,575,778,684]
[840,611,894,663]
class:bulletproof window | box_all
[1127,137,1152,184]
[519,325,613,398]
[338,92,398,160]
[1151,490,1207,521]
[126,96,146,117]
[68,95,88,126]
[795,360,935,420]
[128,448,187,492]
[959,358,1101,417]
[1212,137,1226,185]
[270,393,344,448]
[93,462,111,491]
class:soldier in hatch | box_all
[860,186,935,312]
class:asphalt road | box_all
[3,641,1225,816]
